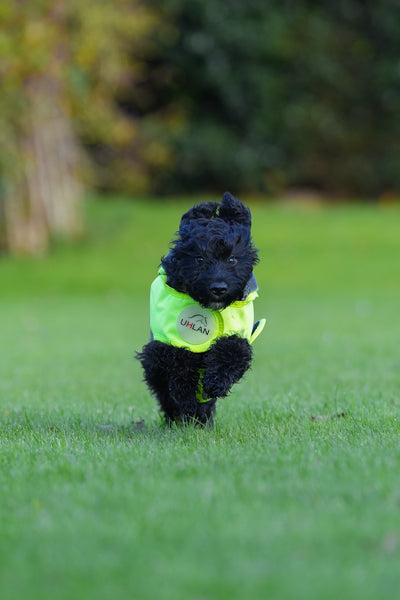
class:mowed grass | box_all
[0,198,399,600]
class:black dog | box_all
[137,192,265,425]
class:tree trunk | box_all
[0,77,83,255]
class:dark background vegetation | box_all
[1,1,399,253]
[139,0,400,197]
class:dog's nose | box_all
[210,281,228,297]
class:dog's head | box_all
[161,192,259,309]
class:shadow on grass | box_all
[0,409,221,447]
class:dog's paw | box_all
[201,374,231,399]
[202,335,253,399]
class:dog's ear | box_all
[179,202,219,229]
[219,192,251,227]
[161,249,176,273]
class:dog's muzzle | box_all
[209,281,228,298]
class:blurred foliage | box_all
[0,0,163,198]
[142,0,400,196]
[1,0,399,203]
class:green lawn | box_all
[1,198,399,600]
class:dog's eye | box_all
[228,256,237,265]
[196,256,204,264]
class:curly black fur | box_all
[136,192,259,426]
[162,192,258,311]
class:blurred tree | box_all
[0,0,158,254]
[145,0,400,197]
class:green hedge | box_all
[143,0,400,196]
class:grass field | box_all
[1,198,399,600]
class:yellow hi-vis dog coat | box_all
[150,267,266,353]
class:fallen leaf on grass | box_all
[310,412,346,421]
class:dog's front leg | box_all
[167,350,204,423]
[136,341,181,421]
[201,335,253,399]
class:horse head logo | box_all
[188,314,208,327]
